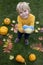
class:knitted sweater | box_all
[17,14,35,33]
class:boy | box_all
[15,2,35,45]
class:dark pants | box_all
[17,31,30,39]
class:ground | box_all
[0,0,43,65]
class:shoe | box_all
[24,39,29,45]
[14,38,20,43]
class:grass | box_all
[0,0,43,65]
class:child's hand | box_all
[15,24,18,30]
[14,24,18,33]
[14,29,18,33]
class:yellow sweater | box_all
[17,14,35,33]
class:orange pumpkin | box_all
[16,55,25,63]
[29,53,36,61]
[4,18,11,25]
[0,26,8,35]
[0,28,1,34]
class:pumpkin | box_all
[29,53,36,61]
[0,28,1,34]
[0,26,8,35]
[35,29,38,33]
[9,55,14,60]
[16,55,25,63]
[4,18,11,25]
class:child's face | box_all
[19,9,29,19]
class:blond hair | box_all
[16,2,30,13]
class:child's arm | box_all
[29,15,35,26]
[17,16,24,33]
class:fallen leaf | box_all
[38,37,43,40]
[0,40,3,45]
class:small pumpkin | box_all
[0,26,8,35]
[9,55,14,60]
[16,55,25,63]
[34,29,38,33]
[29,53,36,61]
[4,18,11,25]
[0,28,1,34]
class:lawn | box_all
[0,0,43,65]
